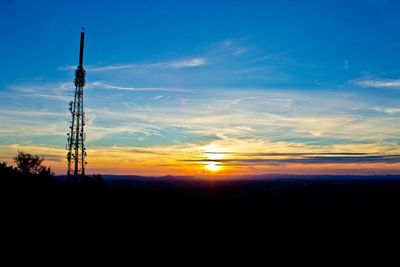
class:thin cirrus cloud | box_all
[5,81,187,103]
[57,39,295,89]
[58,57,206,72]
[151,58,206,68]
[352,77,400,88]
[2,38,400,175]
[88,81,188,92]
[370,107,400,115]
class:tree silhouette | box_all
[11,151,55,186]
[0,161,18,177]
[14,151,49,176]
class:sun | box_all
[202,145,226,172]
[205,162,221,172]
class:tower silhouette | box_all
[66,29,87,181]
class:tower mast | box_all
[67,28,87,182]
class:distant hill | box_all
[56,173,400,189]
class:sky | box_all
[1,0,400,176]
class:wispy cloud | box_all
[232,48,248,56]
[231,96,256,104]
[57,38,293,89]
[153,95,165,100]
[58,64,136,72]
[352,77,400,88]
[370,107,400,114]
[153,58,206,68]
[59,57,206,73]
[89,81,188,92]
[4,37,400,175]
[216,39,249,56]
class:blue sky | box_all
[1,0,400,175]
[2,0,400,89]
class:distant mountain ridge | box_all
[56,174,400,186]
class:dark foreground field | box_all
[101,174,400,212]
[3,174,400,220]
[2,174,399,258]
[4,174,400,247]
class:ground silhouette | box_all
[2,152,400,225]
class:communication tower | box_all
[66,28,87,181]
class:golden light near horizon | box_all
[203,145,226,172]
[205,162,221,172]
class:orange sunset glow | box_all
[1,1,400,179]
[4,0,400,230]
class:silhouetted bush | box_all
[0,162,19,177]
[1,151,55,190]
[14,151,50,175]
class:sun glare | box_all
[203,145,226,172]
[207,153,223,160]
[205,162,221,172]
